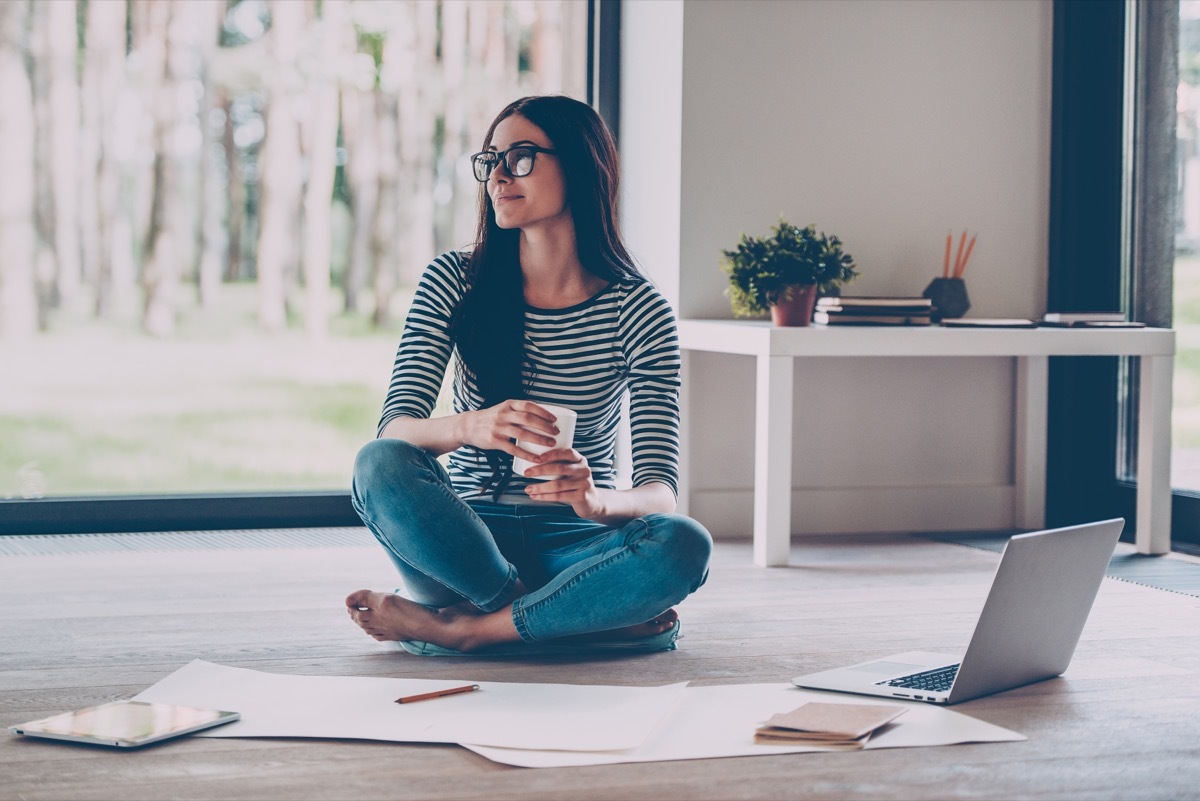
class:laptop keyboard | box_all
[878,663,960,693]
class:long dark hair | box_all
[451,95,643,408]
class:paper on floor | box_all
[133,659,688,752]
[132,661,1024,768]
[463,684,1026,767]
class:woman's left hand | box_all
[521,447,605,519]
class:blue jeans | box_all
[350,438,712,643]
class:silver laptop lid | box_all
[947,518,1123,703]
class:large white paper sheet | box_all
[133,660,688,752]
[464,684,1026,767]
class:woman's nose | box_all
[489,166,511,186]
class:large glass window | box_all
[0,0,586,501]
[1176,0,1200,491]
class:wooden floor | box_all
[2,531,1198,801]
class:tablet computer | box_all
[9,700,239,748]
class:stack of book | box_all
[1040,312,1145,329]
[814,296,933,326]
[753,701,907,750]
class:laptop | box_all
[792,518,1123,705]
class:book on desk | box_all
[815,296,933,326]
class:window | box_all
[0,0,590,532]
[1049,0,1200,552]
[1175,1,1200,492]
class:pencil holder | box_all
[923,277,970,322]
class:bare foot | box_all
[560,608,679,643]
[345,590,520,652]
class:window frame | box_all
[1047,0,1197,551]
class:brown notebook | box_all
[754,701,907,748]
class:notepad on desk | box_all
[1042,311,1126,323]
[1040,320,1147,328]
[942,318,1037,328]
[1039,312,1145,328]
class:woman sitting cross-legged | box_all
[346,94,712,655]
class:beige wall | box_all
[622,0,1053,536]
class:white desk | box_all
[677,320,1175,566]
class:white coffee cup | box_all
[511,403,578,480]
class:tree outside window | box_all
[0,0,586,499]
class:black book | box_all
[814,310,933,326]
[818,296,933,315]
[818,296,932,310]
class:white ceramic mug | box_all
[511,404,578,480]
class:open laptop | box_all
[792,518,1123,705]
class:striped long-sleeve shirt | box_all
[377,250,681,499]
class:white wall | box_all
[621,0,1053,537]
[619,0,684,305]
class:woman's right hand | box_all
[460,400,559,461]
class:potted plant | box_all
[722,219,858,326]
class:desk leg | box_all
[1014,355,1048,529]
[754,355,793,567]
[1137,355,1172,554]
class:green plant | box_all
[722,219,858,317]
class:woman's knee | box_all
[647,514,713,589]
[353,438,427,491]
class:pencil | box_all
[943,233,952,278]
[957,234,977,278]
[952,230,967,278]
[395,684,481,704]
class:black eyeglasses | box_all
[470,146,557,182]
